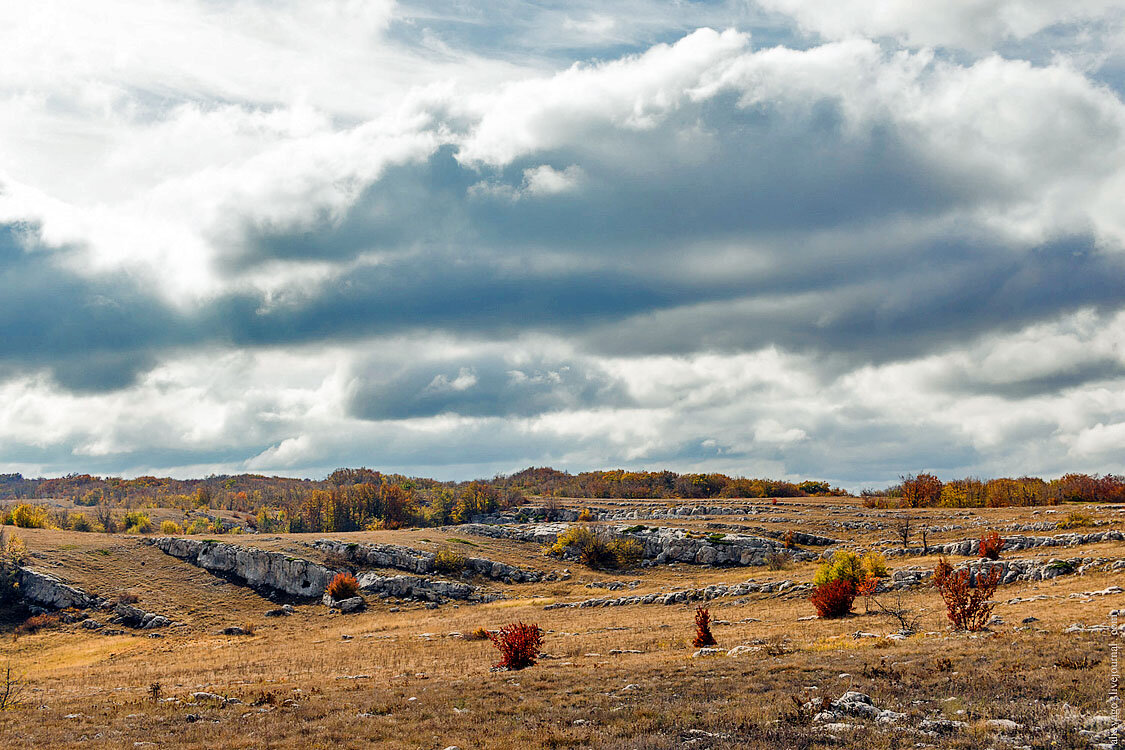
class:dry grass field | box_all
[2,497,1123,749]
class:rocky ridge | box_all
[312,539,542,582]
[455,523,819,566]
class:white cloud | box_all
[759,0,1125,52]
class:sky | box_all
[2,1,1125,488]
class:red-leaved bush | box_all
[809,579,856,618]
[487,621,544,670]
[693,606,717,647]
[326,572,359,600]
[978,531,1005,560]
[933,558,1002,631]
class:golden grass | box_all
[0,500,1122,748]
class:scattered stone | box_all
[219,626,250,636]
[691,647,725,658]
[264,605,294,617]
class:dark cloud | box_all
[350,353,631,419]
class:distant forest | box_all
[0,467,1121,534]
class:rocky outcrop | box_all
[889,556,1117,589]
[150,537,335,598]
[16,568,99,610]
[883,530,1125,558]
[312,540,543,582]
[111,602,174,629]
[355,572,499,603]
[544,577,809,609]
[456,523,818,567]
[150,537,498,605]
[470,503,801,524]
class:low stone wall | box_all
[883,530,1125,558]
[545,578,809,609]
[890,555,1121,589]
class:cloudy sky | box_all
[2,1,1125,488]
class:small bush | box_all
[67,513,93,532]
[487,621,544,670]
[464,626,491,641]
[577,508,594,522]
[933,558,1002,631]
[608,537,644,568]
[1059,510,1096,529]
[9,504,50,529]
[433,547,467,574]
[15,613,61,638]
[813,550,865,589]
[122,511,153,534]
[782,530,796,549]
[809,579,856,618]
[1,530,28,605]
[765,550,792,570]
[978,531,1005,560]
[692,606,717,647]
[327,572,359,600]
[183,517,208,534]
[548,526,613,568]
[862,551,889,578]
[160,520,182,535]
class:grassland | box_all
[1,497,1123,749]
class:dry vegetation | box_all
[1,496,1122,749]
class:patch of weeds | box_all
[447,537,479,547]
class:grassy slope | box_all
[0,499,1122,749]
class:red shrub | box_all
[692,606,717,647]
[487,621,544,670]
[978,531,1005,560]
[809,579,856,618]
[326,572,359,600]
[14,613,61,638]
[933,558,1002,631]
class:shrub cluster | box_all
[487,621,544,670]
[433,547,467,574]
[808,550,889,619]
[547,526,644,569]
[933,558,1002,631]
[326,572,359,600]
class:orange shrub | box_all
[933,558,1002,631]
[15,613,61,638]
[692,606,717,648]
[487,621,544,670]
[978,531,1005,560]
[809,579,856,619]
[326,572,359,600]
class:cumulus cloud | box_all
[2,3,1125,485]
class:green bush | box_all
[548,526,645,569]
[68,513,94,532]
[813,550,866,588]
[7,504,50,529]
[434,547,468,574]
[122,511,153,534]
